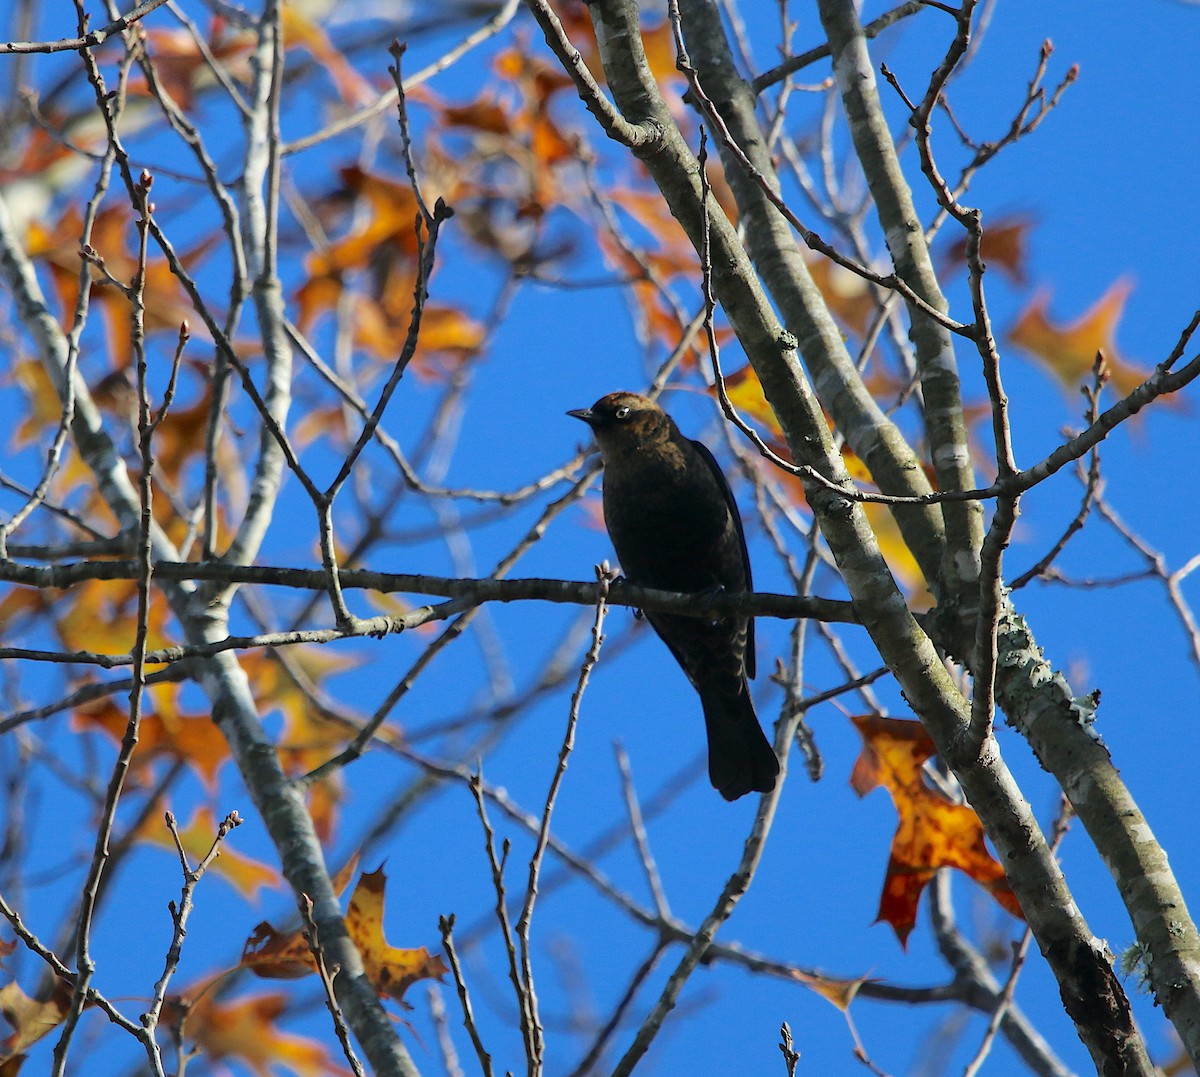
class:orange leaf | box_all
[27,203,204,368]
[862,502,930,609]
[244,649,361,842]
[280,8,372,107]
[10,359,64,450]
[493,42,575,102]
[149,391,217,484]
[415,305,486,359]
[551,5,682,89]
[305,167,420,280]
[55,578,175,658]
[850,715,1022,945]
[1007,280,1149,396]
[721,364,782,434]
[175,993,352,1077]
[133,26,253,110]
[73,689,230,790]
[720,366,930,601]
[240,856,362,980]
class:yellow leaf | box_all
[138,806,280,900]
[242,866,446,1005]
[345,867,448,1003]
[788,969,874,1012]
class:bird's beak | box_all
[566,408,596,425]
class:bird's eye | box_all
[614,406,631,420]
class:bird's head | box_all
[567,392,671,456]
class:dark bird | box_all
[568,392,779,800]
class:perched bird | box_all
[568,392,779,800]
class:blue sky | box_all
[3,2,1200,1075]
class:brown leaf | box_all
[0,980,73,1061]
[132,26,253,110]
[241,922,316,981]
[944,215,1034,284]
[442,99,512,136]
[788,969,875,1012]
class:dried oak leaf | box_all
[1008,279,1149,397]
[850,714,1023,946]
[243,866,446,1005]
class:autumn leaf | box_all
[132,25,253,110]
[721,363,781,433]
[297,167,484,374]
[0,980,73,1062]
[788,969,875,1012]
[169,993,352,1077]
[240,921,318,981]
[1007,279,1149,397]
[25,203,205,368]
[243,867,446,1004]
[346,867,449,1003]
[552,3,683,89]
[239,858,359,981]
[862,503,930,608]
[242,649,361,842]
[719,366,930,600]
[303,167,420,283]
[805,254,877,337]
[279,7,373,107]
[73,687,230,790]
[493,41,575,103]
[850,714,1023,946]
[54,578,175,658]
[10,359,64,450]
[943,215,1034,285]
[137,806,281,900]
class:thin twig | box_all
[514,565,614,1073]
[440,915,494,1077]
[0,0,168,53]
[299,894,367,1077]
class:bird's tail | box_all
[699,682,779,801]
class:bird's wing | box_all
[690,438,756,680]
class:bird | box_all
[568,392,779,801]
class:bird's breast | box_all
[601,451,742,594]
